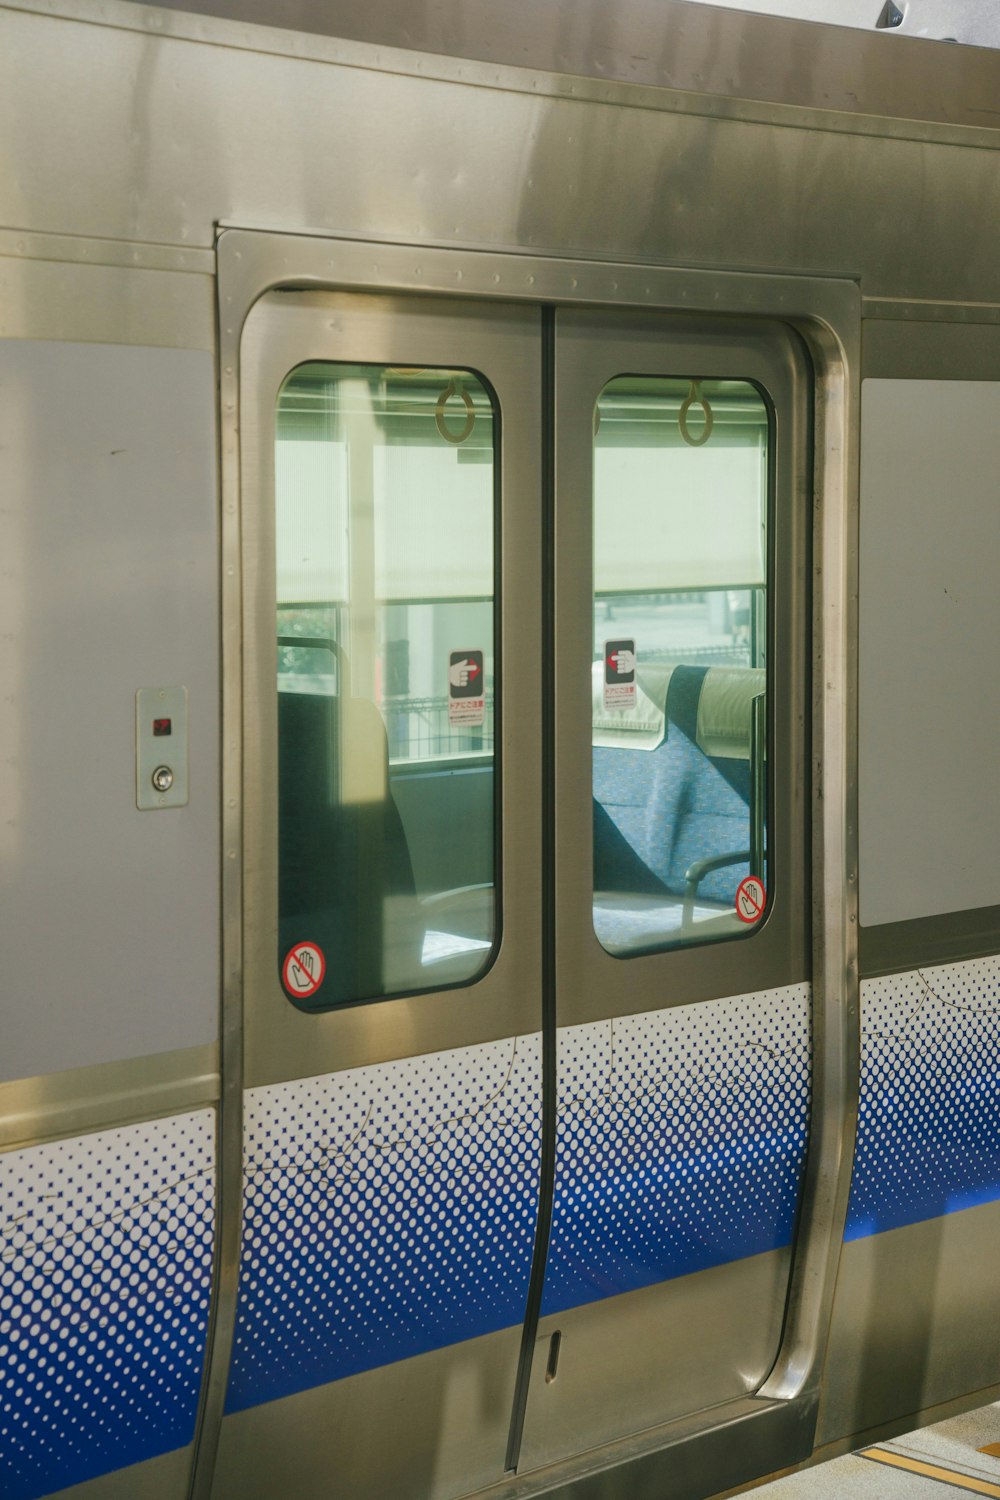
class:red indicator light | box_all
[153,718,172,737]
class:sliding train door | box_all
[517,309,813,1471]
[213,291,545,1499]
[213,282,813,1499]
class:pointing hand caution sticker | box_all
[735,877,766,924]
[448,649,485,728]
[608,646,636,676]
[603,638,637,711]
[449,657,480,689]
[282,942,326,999]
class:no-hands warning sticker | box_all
[282,942,326,998]
[735,876,766,924]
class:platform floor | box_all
[751,1402,1000,1498]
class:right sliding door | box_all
[520,309,814,1469]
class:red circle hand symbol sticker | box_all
[282,942,326,998]
[735,877,766,924]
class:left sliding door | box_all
[212,292,544,1500]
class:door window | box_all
[591,376,771,955]
[275,363,499,1007]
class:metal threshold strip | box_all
[860,1448,1000,1496]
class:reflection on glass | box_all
[275,364,497,1008]
[591,377,770,956]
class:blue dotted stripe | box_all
[542,989,812,1313]
[226,1036,542,1412]
[0,1114,215,1500]
[847,957,1000,1241]
[227,987,812,1412]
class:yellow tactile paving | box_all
[860,1447,1000,1497]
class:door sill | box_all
[483,1392,817,1500]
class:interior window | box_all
[591,376,770,955]
[275,364,498,1008]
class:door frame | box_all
[552,306,812,1025]
[508,306,815,1473]
[194,228,861,1500]
[236,289,545,1086]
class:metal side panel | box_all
[0,337,219,1082]
[818,954,1000,1445]
[519,984,811,1472]
[108,0,1000,131]
[488,1393,814,1500]
[212,1034,543,1499]
[3,5,1000,304]
[0,1044,220,1152]
[42,1450,193,1500]
[0,255,214,350]
[857,318,1000,979]
[858,377,1000,929]
[0,1110,216,1500]
[521,1250,795,1471]
[215,1329,524,1500]
[846,957,1000,1241]
[213,1349,815,1500]
[817,1198,1000,1447]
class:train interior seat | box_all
[593,664,763,952]
[279,688,494,1002]
[278,659,765,998]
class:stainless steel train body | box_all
[3,3,1000,1498]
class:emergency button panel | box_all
[136,686,189,809]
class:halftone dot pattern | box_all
[226,1034,542,1413]
[541,985,812,1313]
[847,956,1000,1240]
[0,1112,215,1500]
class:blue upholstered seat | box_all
[593,665,757,952]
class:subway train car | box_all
[2,3,1000,1498]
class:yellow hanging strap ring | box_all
[678,379,714,447]
[435,378,476,444]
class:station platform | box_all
[748,1402,1000,1499]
